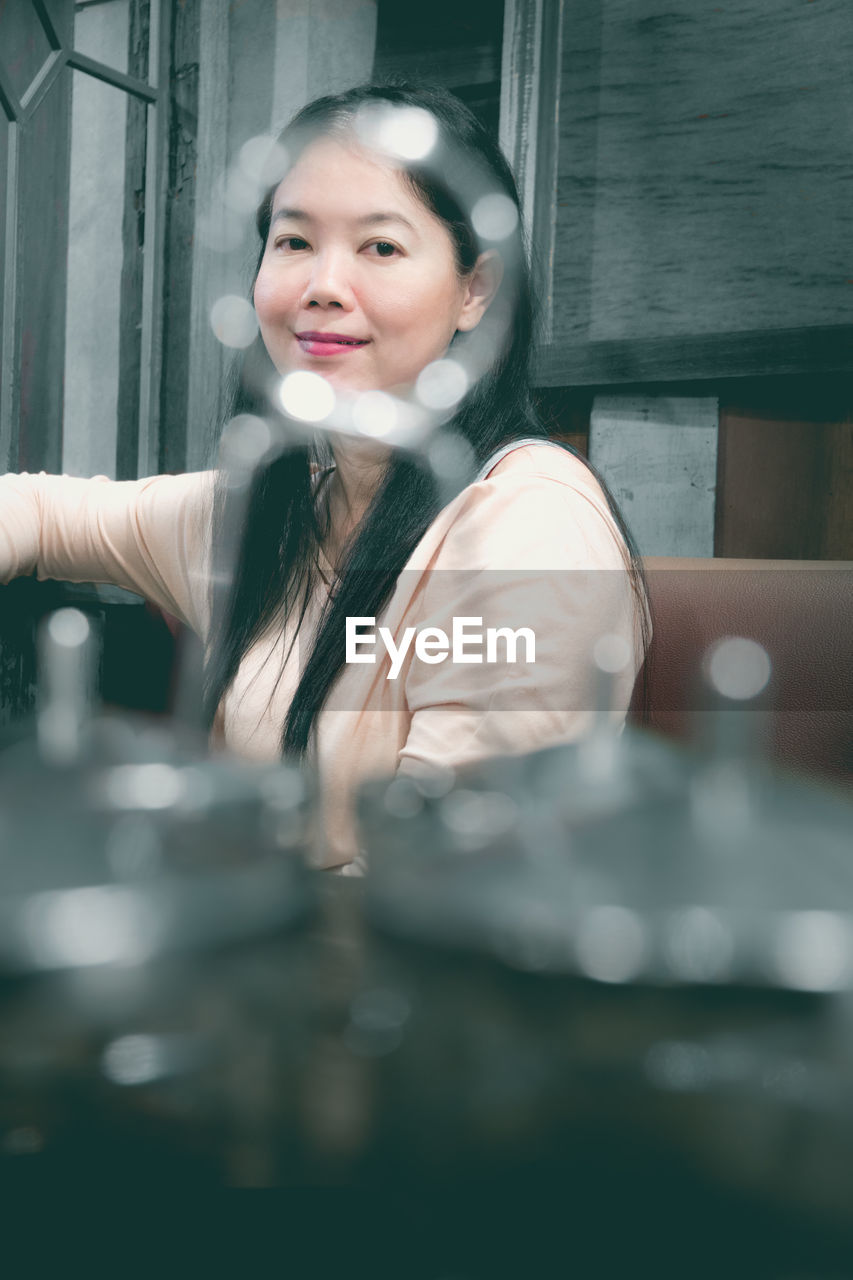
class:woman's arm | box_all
[396,447,643,776]
[0,471,215,636]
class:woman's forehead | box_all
[270,135,427,222]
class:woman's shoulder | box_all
[406,440,628,575]
[483,440,606,498]
[475,440,620,535]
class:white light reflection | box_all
[47,609,90,649]
[220,414,275,470]
[352,390,399,438]
[440,789,518,851]
[210,295,259,349]
[416,359,469,411]
[426,432,475,483]
[196,207,243,254]
[25,887,159,968]
[593,632,632,676]
[279,371,335,423]
[412,766,456,800]
[663,906,733,982]
[100,763,187,811]
[238,134,289,188]
[222,167,259,216]
[575,905,645,983]
[706,637,771,701]
[102,1034,164,1086]
[774,911,852,992]
[259,768,305,812]
[38,609,94,767]
[354,103,438,161]
[471,193,518,242]
[382,777,424,820]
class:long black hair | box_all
[204,82,650,755]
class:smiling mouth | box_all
[295,330,366,345]
[296,331,370,355]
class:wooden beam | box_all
[534,325,853,388]
[66,49,156,102]
[115,0,150,479]
[157,0,199,475]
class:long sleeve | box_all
[395,447,642,775]
[0,471,215,636]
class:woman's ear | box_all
[456,250,504,332]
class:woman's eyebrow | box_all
[271,207,418,233]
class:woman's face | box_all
[253,135,492,396]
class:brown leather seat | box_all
[628,558,853,784]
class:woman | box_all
[0,83,649,868]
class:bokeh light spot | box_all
[416,359,469,410]
[576,905,645,983]
[706,637,771,701]
[238,134,289,187]
[383,777,424,819]
[46,608,90,649]
[102,1034,164,1086]
[354,103,438,161]
[471,193,518,242]
[220,414,274,469]
[101,763,187,811]
[279,371,335,422]
[352,390,399,438]
[774,911,852,991]
[664,906,733,982]
[440,789,518,851]
[210,295,259,349]
[593,632,632,675]
[25,888,158,968]
[426,431,476,482]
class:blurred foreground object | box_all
[0,607,317,1184]
[356,631,853,1269]
[2,589,853,1272]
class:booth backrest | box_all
[627,558,853,784]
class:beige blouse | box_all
[0,443,643,867]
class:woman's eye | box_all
[275,236,309,251]
[367,241,399,258]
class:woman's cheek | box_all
[252,275,277,326]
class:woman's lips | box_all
[296,331,370,357]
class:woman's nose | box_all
[299,250,355,311]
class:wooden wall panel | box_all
[537,377,853,562]
[530,0,853,385]
[535,386,592,455]
[116,0,151,479]
[157,0,199,476]
[821,420,853,561]
[553,0,853,346]
[0,110,10,470]
[716,382,853,560]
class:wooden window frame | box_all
[0,0,170,478]
[500,0,853,388]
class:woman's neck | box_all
[322,436,390,568]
